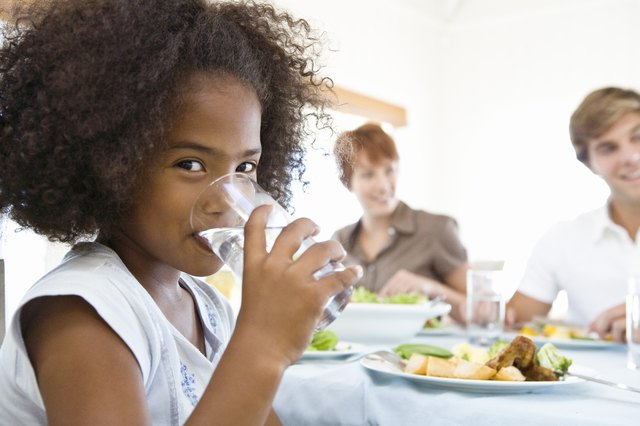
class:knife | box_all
[566,372,640,394]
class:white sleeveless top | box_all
[0,242,235,425]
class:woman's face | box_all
[350,153,399,219]
[587,111,640,206]
[116,73,262,277]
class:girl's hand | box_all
[234,205,362,365]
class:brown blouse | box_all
[332,201,467,293]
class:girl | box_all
[0,1,361,424]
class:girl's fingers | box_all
[290,239,347,277]
[315,265,363,299]
[243,205,273,260]
[269,217,320,260]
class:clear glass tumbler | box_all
[190,172,352,330]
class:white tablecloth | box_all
[274,334,640,425]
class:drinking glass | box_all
[190,172,352,330]
[466,262,505,346]
[627,276,640,370]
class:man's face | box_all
[587,111,640,205]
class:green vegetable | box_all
[535,343,572,375]
[307,330,339,351]
[384,293,427,304]
[350,287,427,304]
[393,343,453,360]
[423,317,441,329]
[350,287,380,303]
[451,343,490,363]
[488,340,509,358]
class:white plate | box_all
[527,336,621,350]
[301,342,366,360]
[503,332,622,350]
[360,357,586,394]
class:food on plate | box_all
[306,330,339,351]
[393,343,453,360]
[493,366,526,382]
[518,320,612,341]
[536,342,572,374]
[452,340,507,364]
[400,336,570,382]
[422,317,441,329]
[452,343,491,364]
[351,287,427,304]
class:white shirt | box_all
[0,242,235,425]
[517,205,640,326]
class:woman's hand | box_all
[379,269,439,297]
[379,269,466,323]
[235,205,362,365]
[588,303,626,343]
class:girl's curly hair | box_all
[0,0,333,243]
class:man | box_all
[508,87,640,342]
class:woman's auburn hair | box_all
[333,123,399,188]
[0,0,333,243]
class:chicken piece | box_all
[521,364,558,382]
[485,336,537,371]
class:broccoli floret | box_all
[536,343,572,375]
[487,340,509,358]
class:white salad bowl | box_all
[326,300,452,345]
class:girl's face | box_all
[117,74,262,277]
[587,111,640,206]
[350,153,399,219]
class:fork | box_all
[295,350,406,370]
[363,350,406,371]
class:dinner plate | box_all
[360,357,585,394]
[301,342,366,360]
[502,332,622,350]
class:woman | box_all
[332,123,468,321]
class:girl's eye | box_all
[176,159,205,172]
[235,162,257,173]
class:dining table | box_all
[273,331,640,425]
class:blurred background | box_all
[3,0,639,326]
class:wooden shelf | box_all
[331,85,407,127]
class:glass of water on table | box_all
[190,172,353,330]
[466,261,506,346]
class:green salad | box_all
[350,287,427,304]
[306,330,339,352]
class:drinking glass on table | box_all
[627,275,640,370]
[466,261,506,346]
[190,172,353,330]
